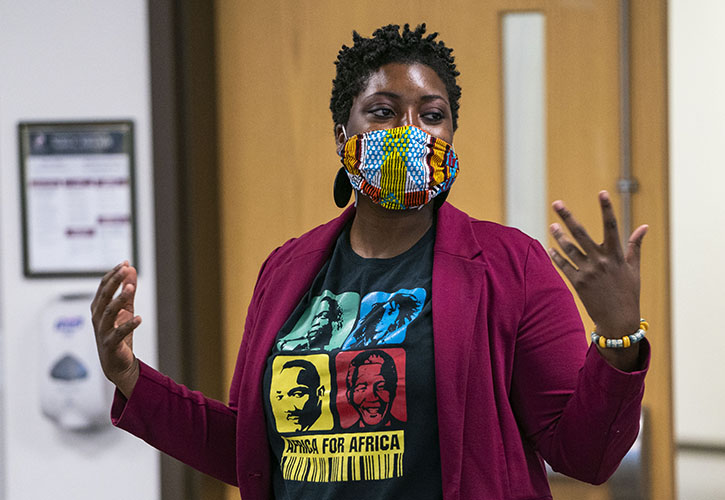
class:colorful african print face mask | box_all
[337,125,460,210]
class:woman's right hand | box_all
[90,261,142,398]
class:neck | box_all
[349,195,434,259]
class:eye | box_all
[369,107,395,118]
[422,110,444,123]
[289,388,307,398]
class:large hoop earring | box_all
[333,167,352,208]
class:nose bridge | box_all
[372,383,383,399]
[400,106,418,128]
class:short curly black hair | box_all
[330,23,461,131]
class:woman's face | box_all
[336,62,454,146]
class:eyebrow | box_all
[367,91,449,104]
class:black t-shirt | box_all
[262,224,443,500]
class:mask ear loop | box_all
[343,125,357,208]
[333,124,354,209]
[344,127,360,208]
[335,125,349,158]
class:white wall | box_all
[669,0,725,447]
[0,1,160,499]
[670,1,725,498]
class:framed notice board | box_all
[18,121,138,278]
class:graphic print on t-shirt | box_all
[273,348,408,483]
[268,288,431,485]
[269,354,334,433]
[265,226,441,494]
[276,290,361,351]
[335,348,407,429]
[341,288,426,349]
[279,429,405,482]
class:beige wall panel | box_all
[630,1,674,498]
[544,1,621,341]
[216,0,507,381]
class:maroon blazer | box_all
[113,202,648,500]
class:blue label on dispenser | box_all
[54,316,84,335]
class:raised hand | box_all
[90,261,142,397]
[548,191,648,371]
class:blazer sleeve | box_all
[508,239,650,485]
[111,362,238,485]
[110,244,285,486]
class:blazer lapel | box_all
[255,206,357,353]
[432,203,487,500]
[237,206,355,498]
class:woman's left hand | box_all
[548,190,648,372]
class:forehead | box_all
[356,362,385,380]
[358,62,448,101]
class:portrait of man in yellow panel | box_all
[269,354,334,433]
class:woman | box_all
[92,24,649,500]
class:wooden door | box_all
[215,1,671,498]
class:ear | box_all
[317,385,325,398]
[334,123,347,148]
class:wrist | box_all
[592,319,648,349]
[591,318,648,372]
[595,317,641,340]
[114,358,140,399]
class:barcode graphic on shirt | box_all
[280,430,404,482]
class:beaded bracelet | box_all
[591,319,649,349]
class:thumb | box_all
[625,224,648,268]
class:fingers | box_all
[99,283,136,335]
[552,200,597,253]
[121,264,137,287]
[548,247,577,282]
[91,262,138,328]
[550,222,586,267]
[598,191,623,257]
[91,261,127,313]
[108,314,142,348]
[92,264,128,326]
[625,224,648,269]
[120,265,138,314]
[97,282,142,352]
[550,192,648,277]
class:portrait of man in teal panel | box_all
[277,290,360,351]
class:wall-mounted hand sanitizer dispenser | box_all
[40,293,114,430]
